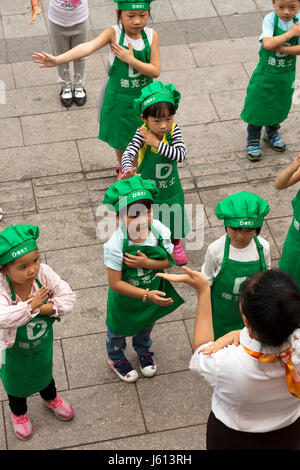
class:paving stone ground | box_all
[0,0,299,451]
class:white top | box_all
[48,0,89,27]
[260,11,300,46]
[104,219,173,271]
[201,234,271,286]
[107,25,153,70]
[189,327,300,432]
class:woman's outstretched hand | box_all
[156,265,210,292]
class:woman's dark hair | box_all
[118,199,153,216]
[226,226,261,236]
[240,269,300,346]
[142,101,176,120]
[117,9,152,24]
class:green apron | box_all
[241,14,298,126]
[99,27,153,151]
[0,277,56,398]
[137,124,190,240]
[106,224,184,336]
[279,189,300,289]
[211,235,267,340]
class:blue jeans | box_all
[106,324,154,362]
[247,124,280,144]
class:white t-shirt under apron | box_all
[201,234,271,286]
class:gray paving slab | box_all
[73,424,206,450]
[0,1,299,452]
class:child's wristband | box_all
[142,288,149,303]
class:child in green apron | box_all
[102,175,184,382]
[32,0,160,175]
[240,0,300,162]
[275,152,300,288]
[0,225,76,440]
[201,192,271,339]
[120,81,190,266]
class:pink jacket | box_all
[0,264,76,364]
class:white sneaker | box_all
[108,358,138,383]
[138,352,157,377]
[74,87,86,106]
[60,87,73,107]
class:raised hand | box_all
[30,285,49,311]
[28,6,41,25]
[32,51,57,68]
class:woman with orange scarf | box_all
[157,267,300,450]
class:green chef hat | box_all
[135,80,181,114]
[215,192,270,229]
[0,224,40,265]
[114,0,155,10]
[103,175,159,213]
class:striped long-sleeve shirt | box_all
[121,124,186,173]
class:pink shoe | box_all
[43,396,74,421]
[173,242,187,266]
[10,412,34,440]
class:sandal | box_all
[0,208,3,221]
[247,145,261,162]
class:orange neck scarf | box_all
[243,345,300,399]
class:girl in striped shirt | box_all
[121,81,190,266]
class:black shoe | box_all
[60,88,73,107]
[73,87,86,106]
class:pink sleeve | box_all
[39,264,76,318]
[0,292,39,328]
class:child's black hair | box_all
[240,269,300,347]
[117,9,152,24]
[225,226,261,236]
[142,101,176,120]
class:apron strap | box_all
[5,275,16,302]
[253,236,267,271]
[220,234,231,269]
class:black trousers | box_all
[206,411,300,450]
[8,378,57,416]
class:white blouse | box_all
[189,328,300,433]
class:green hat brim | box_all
[116,2,152,10]
[105,188,154,213]
[224,218,265,229]
[0,238,38,265]
[140,91,176,113]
